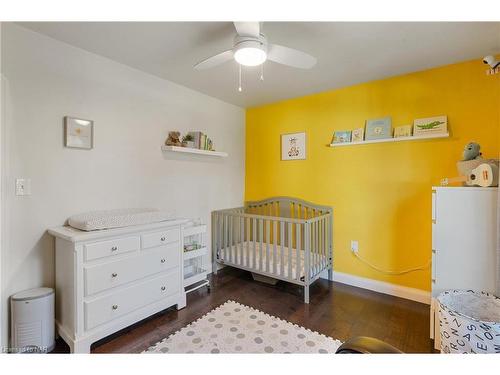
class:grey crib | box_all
[212,197,333,303]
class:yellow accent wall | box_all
[245,58,500,292]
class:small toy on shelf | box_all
[462,142,482,161]
[165,131,182,146]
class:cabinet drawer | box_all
[84,236,140,262]
[84,270,180,330]
[142,228,179,249]
[84,243,180,296]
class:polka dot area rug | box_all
[144,300,342,354]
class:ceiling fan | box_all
[194,22,317,75]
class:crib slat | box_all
[221,214,225,262]
[235,215,239,265]
[266,220,270,273]
[319,219,326,270]
[305,223,310,282]
[237,216,241,266]
[280,221,285,277]
[317,220,320,274]
[288,222,292,280]
[218,213,224,260]
[253,217,257,269]
[259,219,264,271]
[234,215,237,264]
[296,223,301,281]
[246,216,250,267]
[323,218,326,269]
[318,219,322,271]
[314,221,319,274]
[313,221,318,275]
[319,220,322,271]
[241,215,244,266]
[273,220,277,275]
[229,215,234,264]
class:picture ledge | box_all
[329,132,449,147]
[161,145,228,157]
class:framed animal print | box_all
[281,132,306,160]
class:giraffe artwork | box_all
[281,132,306,161]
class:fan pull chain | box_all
[260,64,264,81]
[238,64,242,92]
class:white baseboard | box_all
[320,270,430,305]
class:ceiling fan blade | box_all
[233,22,260,38]
[267,44,317,69]
[194,50,233,70]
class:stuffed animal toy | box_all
[165,131,182,146]
[462,142,482,161]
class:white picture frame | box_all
[64,116,94,149]
[281,132,306,160]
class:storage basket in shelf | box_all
[437,290,500,353]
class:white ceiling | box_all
[18,22,500,108]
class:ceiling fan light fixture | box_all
[234,47,267,66]
[233,37,267,67]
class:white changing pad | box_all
[68,208,174,231]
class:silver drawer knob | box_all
[112,304,118,310]
[111,273,118,278]
[160,237,166,242]
[160,259,166,263]
[161,286,166,291]
[111,246,118,251]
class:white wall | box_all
[0,23,245,346]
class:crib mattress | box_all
[219,241,327,280]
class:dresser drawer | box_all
[141,228,179,249]
[84,236,140,262]
[84,243,180,296]
[84,270,180,330]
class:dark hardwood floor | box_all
[52,267,434,353]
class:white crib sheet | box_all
[219,241,327,280]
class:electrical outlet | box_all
[351,240,359,253]
[15,178,31,196]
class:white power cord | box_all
[352,251,431,275]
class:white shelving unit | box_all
[182,221,209,294]
[161,145,228,157]
[329,133,449,147]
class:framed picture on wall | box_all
[281,132,306,160]
[394,125,412,138]
[64,116,94,149]
[365,117,392,140]
[332,130,352,144]
[351,128,365,142]
[413,116,448,137]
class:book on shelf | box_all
[188,131,202,149]
[187,131,215,151]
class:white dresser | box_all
[430,187,498,350]
[49,220,188,353]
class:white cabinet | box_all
[430,187,498,350]
[49,220,188,353]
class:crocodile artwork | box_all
[416,120,445,130]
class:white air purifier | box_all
[10,287,55,353]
